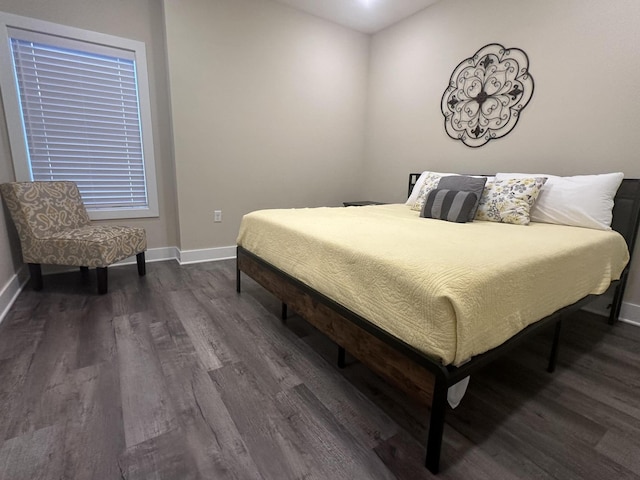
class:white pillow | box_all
[406,171,458,206]
[495,172,624,230]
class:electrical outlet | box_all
[214,210,222,222]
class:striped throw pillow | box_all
[421,189,478,223]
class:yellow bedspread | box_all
[237,204,629,366]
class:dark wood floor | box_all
[0,259,639,480]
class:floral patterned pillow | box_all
[411,172,446,211]
[475,177,547,225]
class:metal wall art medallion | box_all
[441,43,534,148]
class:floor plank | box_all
[210,362,314,480]
[117,427,199,480]
[115,312,178,448]
[149,319,264,479]
[3,305,81,440]
[0,424,65,480]
[60,363,125,479]
[0,260,637,479]
[274,384,396,480]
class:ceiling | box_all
[271,0,441,34]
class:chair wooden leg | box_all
[136,252,146,276]
[28,263,43,291]
[97,267,108,294]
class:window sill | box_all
[88,206,159,221]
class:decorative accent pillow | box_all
[436,175,487,221]
[408,171,458,210]
[421,189,478,223]
[495,172,624,230]
[475,177,547,225]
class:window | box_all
[0,13,158,219]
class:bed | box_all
[235,173,640,473]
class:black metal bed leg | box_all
[547,320,562,373]
[281,303,288,322]
[425,377,448,474]
[608,278,626,325]
[337,346,346,369]
[236,267,241,293]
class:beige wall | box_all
[0,0,179,290]
[364,0,640,308]
[163,0,369,250]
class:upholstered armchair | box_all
[0,181,147,294]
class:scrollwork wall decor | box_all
[441,43,534,148]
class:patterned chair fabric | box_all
[0,181,147,293]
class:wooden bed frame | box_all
[236,176,640,474]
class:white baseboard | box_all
[112,246,180,266]
[177,246,236,265]
[582,294,640,326]
[620,302,640,327]
[88,245,238,267]
[0,265,29,325]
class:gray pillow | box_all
[421,189,478,223]
[436,175,488,221]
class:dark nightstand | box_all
[343,201,386,207]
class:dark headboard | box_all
[408,173,421,198]
[610,178,640,321]
[611,179,640,252]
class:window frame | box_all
[0,12,159,220]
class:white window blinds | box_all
[9,32,148,210]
